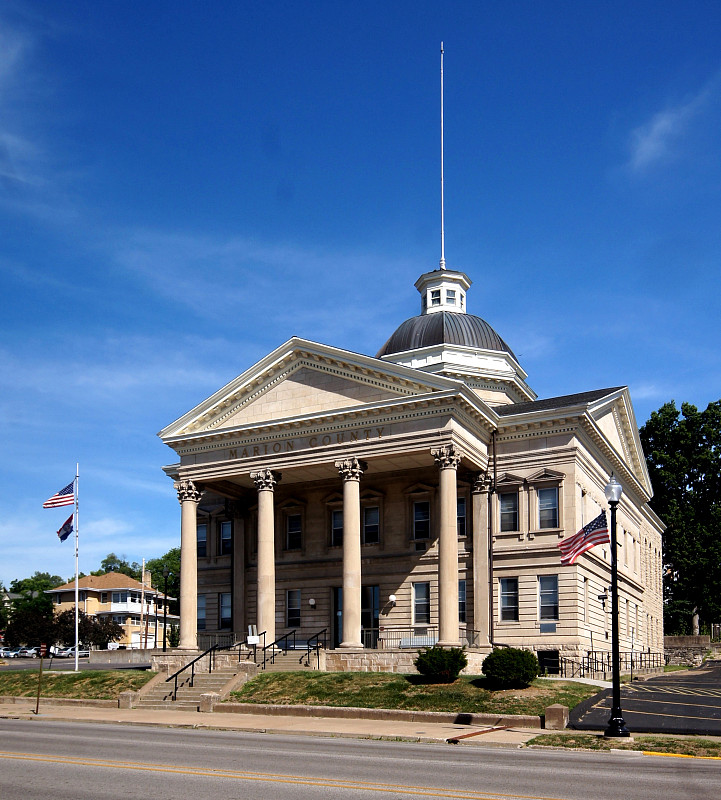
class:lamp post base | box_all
[604,713,630,739]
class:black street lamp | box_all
[604,474,630,738]
[162,566,172,653]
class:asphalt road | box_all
[571,660,721,736]
[1,719,719,800]
[0,659,150,671]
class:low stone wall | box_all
[664,635,710,667]
[324,649,488,674]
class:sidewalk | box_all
[0,699,558,747]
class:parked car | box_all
[54,646,89,658]
[19,647,40,658]
[0,647,17,658]
[4,648,22,658]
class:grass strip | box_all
[0,669,154,700]
[230,673,598,716]
[527,732,721,758]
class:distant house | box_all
[46,572,178,649]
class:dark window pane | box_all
[500,492,518,532]
[196,524,207,557]
[500,577,519,621]
[457,497,466,537]
[538,488,559,529]
[331,509,343,547]
[539,575,559,620]
[413,501,430,539]
[220,521,232,555]
[414,582,430,624]
[363,506,379,544]
[286,514,302,550]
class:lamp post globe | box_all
[604,473,630,738]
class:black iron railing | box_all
[560,650,664,679]
[305,629,328,668]
[165,645,219,701]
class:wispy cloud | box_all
[627,78,717,172]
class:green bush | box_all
[482,647,539,688]
[414,646,467,683]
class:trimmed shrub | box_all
[481,647,539,688]
[414,646,468,683]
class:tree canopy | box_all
[640,399,721,634]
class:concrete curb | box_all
[214,702,542,728]
[0,695,116,708]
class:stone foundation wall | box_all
[664,635,711,667]
[324,649,488,674]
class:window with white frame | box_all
[330,508,343,547]
[286,513,302,550]
[413,501,430,539]
[430,289,441,306]
[197,523,208,557]
[362,505,380,544]
[219,592,231,629]
[500,578,519,621]
[539,575,559,620]
[220,520,232,555]
[287,589,301,628]
[446,289,456,305]
[500,492,519,532]
[413,582,430,624]
[457,497,467,537]
[197,595,206,631]
[538,487,559,529]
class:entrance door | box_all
[361,585,379,648]
[332,587,342,648]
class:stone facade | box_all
[159,267,665,669]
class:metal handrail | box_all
[165,644,218,701]
[262,629,297,670]
[305,628,327,668]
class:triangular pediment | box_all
[159,338,462,439]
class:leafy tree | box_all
[146,548,181,613]
[3,593,55,647]
[54,609,123,648]
[639,400,721,634]
[9,572,65,594]
[93,553,142,580]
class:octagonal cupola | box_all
[415,268,471,314]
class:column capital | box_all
[335,457,368,482]
[473,471,492,494]
[251,469,281,491]
[431,444,463,470]
[174,479,202,504]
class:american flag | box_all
[57,514,74,542]
[43,481,75,508]
[558,512,609,565]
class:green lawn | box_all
[0,669,154,700]
[229,672,599,716]
[528,732,721,758]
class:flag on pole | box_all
[558,511,609,565]
[43,481,75,508]
[57,514,74,542]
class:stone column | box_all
[251,469,281,647]
[175,479,202,651]
[432,445,463,647]
[472,473,492,648]
[335,457,367,648]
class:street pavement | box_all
[570,659,721,736]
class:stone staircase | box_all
[136,665,240,711]
[258,648,318,672]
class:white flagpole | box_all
[74,463,79,673]
[439,41,446,270]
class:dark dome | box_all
[376,311,517,360]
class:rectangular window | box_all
[413,582,430,624]
[539,575,559,620]
[286,514,302,550]
[197,595,206,631]
[413,501,430,539]
[219,592,231,629]
[220,521,232,555]
[430,289,441,306]
[287,589,301,628]
[331,509,343,547]
[111,591,128,604]
[457,497,466,537]
[500,578,519,621]
[458,579,467,623]
[446,289,456,305]
[197,523,207,557]
[101,592,108,604]
[538,487,559,529]
[363,506,380,544]
[500,492,518,532]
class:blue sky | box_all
[2,1,720,587]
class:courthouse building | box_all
[159,267,664,670]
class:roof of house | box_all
[48,572,157,593]
[495,387,624,416]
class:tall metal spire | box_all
[439,41,446,270]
